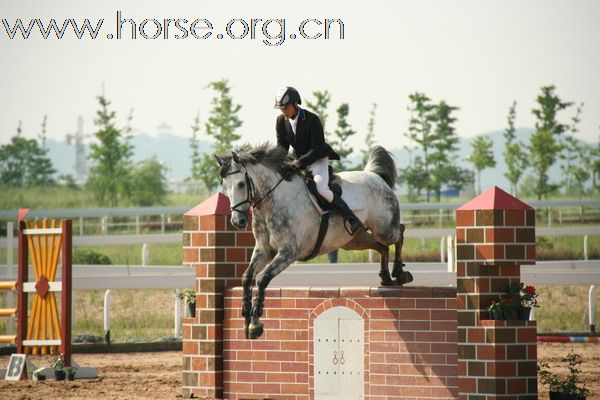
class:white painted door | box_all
[314,307,364,400]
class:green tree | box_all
[330,103,356,170]
[593,131,600,192]
[468,136,496,194]
[403,92,436,201]
[529,85,573,199]
[305,90,331,134]
[189,111,203,181]
[0,120,56,187]
[87,95,133,207]
[28,115,56,186]
[503,101,528,195]
[360,103,377,168]
[560,103,583,194]
[197,80,242,191]
[402,94,468,201]
[129,157,169,206]
[429,101,466,201]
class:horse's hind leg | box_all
[249,245,296,339]
[343,231,393,286]
[242,247,270,339]
[392,223,413,285]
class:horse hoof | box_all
[248,322,264,339]
[380,277,395,286]
[395,271,414,286]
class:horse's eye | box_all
[237,181,245,189]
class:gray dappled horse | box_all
[216,143,412,339]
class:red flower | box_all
[525,286,536,295]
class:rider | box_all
[274,86,364,235]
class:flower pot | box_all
[54,369,66,381]
[518,307,531,321]
[490,310,504,320]
[504,308,518,320]
[186,302,196,318]
[35,374,46,381]
[67,373,75,381]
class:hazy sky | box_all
[1,0,599,153]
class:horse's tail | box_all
[364,146,396,189]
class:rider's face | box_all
[280,103,297,119]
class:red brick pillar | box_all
[456,186,537,400]
[181,193,255,399]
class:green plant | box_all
[73,248,112,265]
[538,350,589,398]
[65,366,77,379]
[50,355,65,370]
[509,282,539,308]
[32,370,46,380]
[177,288,196,304]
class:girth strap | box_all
[299,212,330,262]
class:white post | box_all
[136,216,140,235]
[104,290,111,344]
[368,250,376,263]
[590,285,597,333]
[547,207,552,227]
[142,243,149,266]
[6,222,14,335]
[584,235,589,261]
[558,208,562,225]
[420,237,426,256]
[447,235,454,273]
[79,216,84,236]
[174,290,182,337]
[102,216,108,235]
[438,209,443,228]
[161,214,165,234]
[440,237,446,263]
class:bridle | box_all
[225,164,285,216]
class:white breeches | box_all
[308,157,333,203]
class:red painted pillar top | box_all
[182,192,255,400]
[456,186,536,266]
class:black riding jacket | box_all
[276,108,340,167]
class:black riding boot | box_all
[331,193,364,235]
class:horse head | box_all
[215,152,252,229]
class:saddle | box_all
[299,166,343,262]
[304,166,342,211]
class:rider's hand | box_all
[290,160,303,170]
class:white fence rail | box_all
[0,261,598,338]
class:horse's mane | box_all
[219,143,296,180]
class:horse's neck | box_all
[247,164,305,210]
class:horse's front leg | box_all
[392,223,413,285]
[248,246,296,339]
[242,247,270,339]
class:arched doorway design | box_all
[314,306,365,400]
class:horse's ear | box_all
[214,154,224,166]
[232,151,241,164]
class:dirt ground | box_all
[0,343,598,399]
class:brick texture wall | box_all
[223,286,457,400]
[456,187,537,400]
[182,186,538,400]
[182,193,255,399]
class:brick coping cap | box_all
[457,186,533,211]
[225,286,456,298]
[185,192,231,216]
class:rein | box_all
[227,167,285,214]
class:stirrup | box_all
[344,218,364,236]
